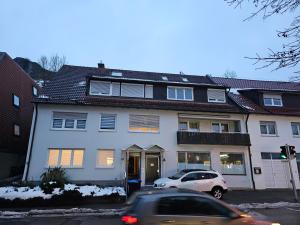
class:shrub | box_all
[40,167,68,194]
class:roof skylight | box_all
[182,77,188,82]
[162,76,168,81]
[111,71,123,77]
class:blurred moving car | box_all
[153,169,227,199]
[121,189,278,225]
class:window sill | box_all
[46,166,84,169]
[99,129,117,132]
[167,98,194,101]
[50,128,87,132]
[260,134,279,137]
[128,130,160,134]
[95,166,115,169]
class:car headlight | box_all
[160,183,166,187]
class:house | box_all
[0,52,38,179]
[23,64,253,189]
[212,77,300,189]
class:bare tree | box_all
[226,0,300,76]
[38,55,48,70]
[38,54,66,72]
[224,70,238,78]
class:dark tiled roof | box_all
[212,77,300,91]
[213,77,300,116]
[35,65,242,113]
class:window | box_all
[181,77,188,82]
[89,80,153,99]
[157,196,233,217]
[52,112,87,130]
[97,150,114,168]
[129,115,159,133]
[220,153,245,175]
[291,122,300,136]
[32,87,38,96]
[179,121,200,131]
[261,152,283,160]
[260,121,277,135]
[167,87,193,101]
[13,94,20,107]
[263,94,282,106]
[212,122,229,133]
[178,152,210,171]
[121,83,144,98]
[100,114,116,131]
[47,149,84,168]
[207,89,226,103]
[13,124,20,136]
[111,71,122,77]
[162,76,168,81]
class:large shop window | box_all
[129,114,160,133]
[48,149,84,168]
[220,152,245,175]
[177,152,210,171]
[97,150,114,168]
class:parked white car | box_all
[153,169,228,199]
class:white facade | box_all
[24,104,252,189]
[248,114,300,189]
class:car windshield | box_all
[168,171,186,180]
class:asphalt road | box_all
[0,208,299,225]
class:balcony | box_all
[177,131,251,146]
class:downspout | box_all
[245,113,256,190]
[22,103,38,181]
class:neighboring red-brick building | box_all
[0,52,38,179]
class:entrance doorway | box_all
[145,154,160,185]
[128,152,141,179]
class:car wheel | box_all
[211,187,223,199]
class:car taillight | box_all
[121,215,139,224]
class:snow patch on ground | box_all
[0,208,124,219]
[0,184,125,201]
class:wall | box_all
[248,114,300,189]
[26,104,251,188]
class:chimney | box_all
[98,61,105,69]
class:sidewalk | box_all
[223,189,300,204]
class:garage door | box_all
[261,152,291,189]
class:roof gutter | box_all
[245,113,256,190]
[22,103,38,181]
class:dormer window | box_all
[167,86,193,101]
[207,89,226,103]
[263,94,282,107]
[162,76,168,81]
[111,71,122,77]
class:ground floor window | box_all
[177,152,210,171]
[97,150,114,168]
[48,149,84,168]
[220,152,245,175]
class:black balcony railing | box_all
[177,131,251,146]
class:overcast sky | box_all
[0,0,297,81]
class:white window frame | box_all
[167,86,194,101]
[260,121,278,136]
[211,122,230,133]
[207,89,226,103]
[89,80,112,96]
[219,152,246,175]
[121,83,145,98]
[179,120,200,132]
[13,94,20,107]
[47,148,85,168]
[263,94,283,107]
[129,114,160,133]
[99,113,117,132]
[291,122,300,137]
[96,149,115,168]
[32,86,38,96]
[51,113,87,131]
